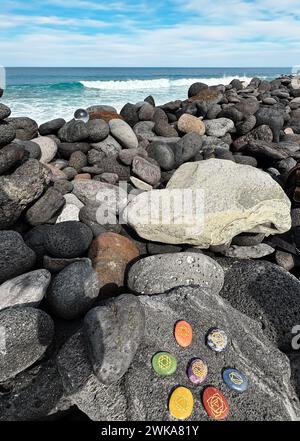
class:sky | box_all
[0,0,299,67]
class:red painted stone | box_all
[202,387,229,420]
[174,320,193,347]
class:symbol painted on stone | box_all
[223,368,248,393]
[206,328,228,352]
[229,372,243,385]
[187,358,208,384]
[158,354,172,370]
[169,386,194,420]
[174,320,193,347]
[203,387,229,420]
[152,352,177,376]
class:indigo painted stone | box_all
[187,358,208,385]
[169,386,194,420]
[174,320,192,347]
[206,328,228,352]
[203,387,229,420]
[152,352,177,376]
[223,368,248,393]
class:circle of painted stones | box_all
[151,320,248,420]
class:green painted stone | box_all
[152,352,177,376]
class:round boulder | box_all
[44,221,93,258]
[0,307,54,381]
[46,260,100,320]
[127,252,224,295]
[0,231,36,284]
[178,114,206,136]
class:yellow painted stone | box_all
[169,386,194,420]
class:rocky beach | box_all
[1,75,300,421]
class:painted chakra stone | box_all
[174,320,193,347]
[169,386,194,420]
[223,368,248,393]
[187,358,208,385]
[206,328,228,352]
[202,386,229,420]
[152,352,177,376]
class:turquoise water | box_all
[1,67,291,124]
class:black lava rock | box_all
[46,260,100,320]
[39,118,66,136]
[58,142,90,159]
[0,230,36,284]
[0,121,16,147]
[25,188,65,226]
[44,221,93,258]
[0,103,11,121]
[14,139,41,159]
[58,120,89,143]
[147,141,176,171]
[120,103,139,127]
[6,117,38,141]
[173,132,203,165]
[188,82,208,98]
[0,143,26,175]
[87,119,109,143]
[255,106,284,143]
[0,307,54,382]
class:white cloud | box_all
[0,18,299,67]
[0,1,299,66]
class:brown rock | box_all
[89,111,124,122]
[74,173,91,180]
[178,114,206,136]
[88,232,140,295]
[187,88,223,105]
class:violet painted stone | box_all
[187,358,208,385]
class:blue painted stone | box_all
[223,368,248,393]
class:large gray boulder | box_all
[0,231,36,284]
[0,269,51,310]
[127,253,224,295]
[46,260,100,320]
[57,330,127,421]
[0,160,48,229]
[84,294,145,384]
[57,287,300,421]
[217,258,300,353]
[0,307,54,382]
[125,159,291,247]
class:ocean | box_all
[1,67,291,125]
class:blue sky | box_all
[0,0,299,66]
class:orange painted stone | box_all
[202,387,229,420]
[74,173,91,180]
[88,232,140,294]
[174,320,192,347]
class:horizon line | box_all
[3,66,292,69]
